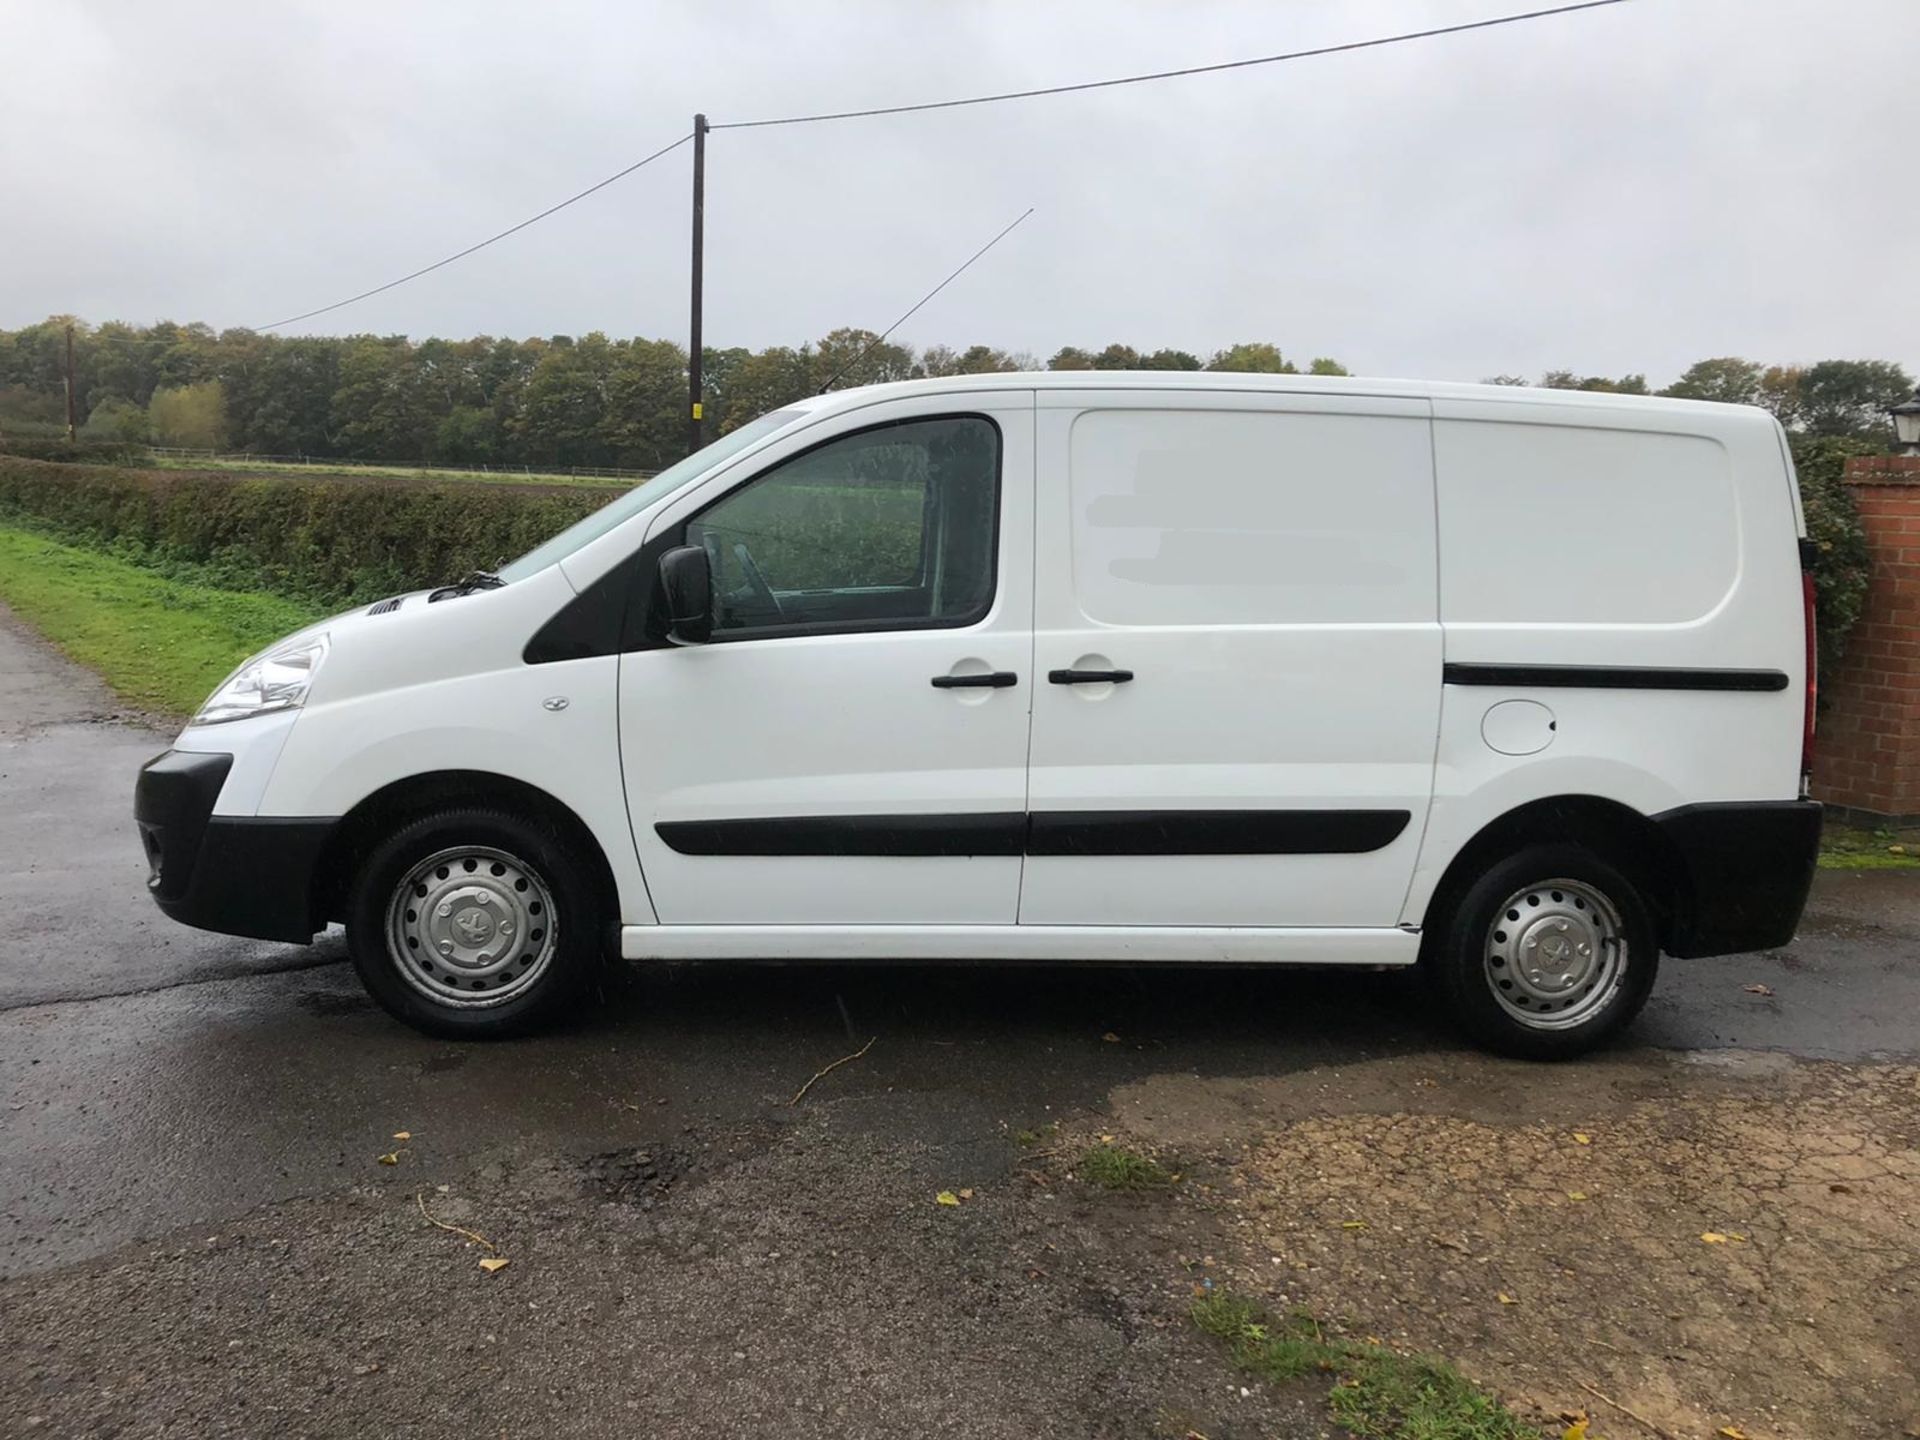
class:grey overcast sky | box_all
[3,0,1916,384]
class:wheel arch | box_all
[1416,794,1686,951]
[314,770,621,933]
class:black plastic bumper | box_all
[134,750,335,944]
[1653,799,1823,957]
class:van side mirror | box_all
[658,544,713,646]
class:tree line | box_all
[0,315,1909,472]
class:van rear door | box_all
[1020,390,1441,929]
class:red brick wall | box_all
[1812,455,1920,820]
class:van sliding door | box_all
[1019,392,1441,929]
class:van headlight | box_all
[190,635,329,726]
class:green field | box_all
[0,526,323,715]
[151,454,634,490]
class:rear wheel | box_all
[1427,842,1658,1060]
[346,807,604,1038]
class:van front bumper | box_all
[134,750,334,944]
[1654,799,1823,958]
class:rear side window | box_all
[686,414,999,638]
[1433,422,1736,624]
[1067,407,1436,626]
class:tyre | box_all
[1426,842,1659,1060]
[345,806,605,1039]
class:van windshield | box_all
[494,408,809,584]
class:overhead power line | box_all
[818,207,1036,393]
[255,132,693,331]
[242,0,1626,334]
[713,0,1629,130]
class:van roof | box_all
[796,370,1775,426]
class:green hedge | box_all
[0,457,612,607]
[1789,435,1874,677]
[0,437,152,467]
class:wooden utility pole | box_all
[64,323,77,441]
[686,113,707,457]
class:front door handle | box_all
[931,671,1018,689]
[1048,668,1134,685]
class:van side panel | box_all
[1403,401,1807,929]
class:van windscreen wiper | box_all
[428,569,506,602]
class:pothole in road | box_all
[297,987,375,1017]
[579,1146,691,1209]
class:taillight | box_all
[1800,556,1818,782]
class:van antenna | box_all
[817,207,1036,394]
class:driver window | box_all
[685,415,999,637]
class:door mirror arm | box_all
[658,544,713,646]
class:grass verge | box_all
[1192,1290,1542,1440]
[0,526,323,716]
[1818,822,1920,870]
[152,455,632,489]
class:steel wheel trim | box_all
[1482,877,1627,1031]
[385,845,558,1008]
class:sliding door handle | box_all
[931,671,1018,689]
[1048,668,1134,685]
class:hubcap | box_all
[386,846,557,1008]
[1482,878,1626,1030]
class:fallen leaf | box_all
[1567,1191,1589,1202]
[478,1257,509,1273]
[1340,1221,1368,1231]
[1720,1428,1750,1439]
[958,1188,974,1201]
[1572,1132,1592,1145]
[1700,1232,1748,1245]
[392,1130,412,1141]
[1830,1183,1853,1195]
[377,1152,400,1166]
[1099,1134,1116,1144]
[1563,1414,1591,1440]
[1498,1292,1518,1305]
[1743,983,1775,997]
[936,1190,961,1207]
[1101,1032,1121,1043]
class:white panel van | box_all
[133,374,1822,1058]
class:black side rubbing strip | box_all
[656,813,1027,857]
[1442,663,1789,693]
[655,809,1411,858]
[1026,809,1410,856]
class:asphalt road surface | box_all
[3,605,1915,1438]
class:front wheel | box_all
[1426,843,1659,1060]
[345,807,605,1039]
